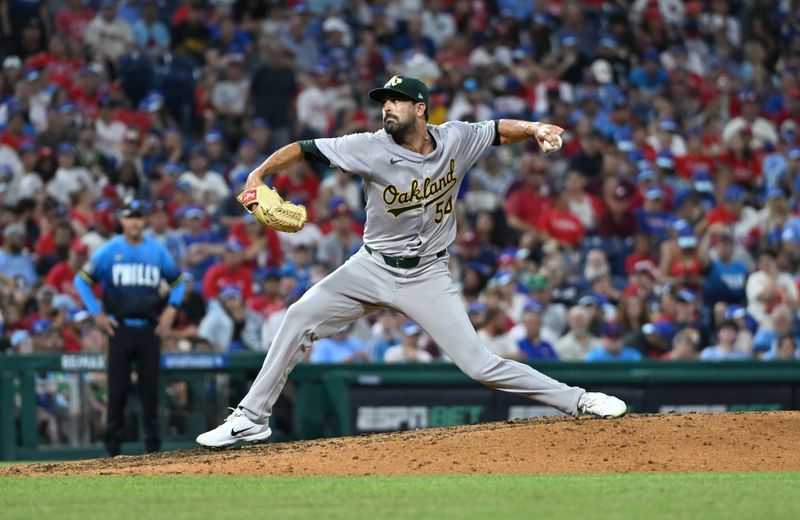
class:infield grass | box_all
[2,472,798,520]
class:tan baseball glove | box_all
[237,185,307,233]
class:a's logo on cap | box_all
[418,93,423,99]
[385,76,403,87]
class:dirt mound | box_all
[4,412,799,476]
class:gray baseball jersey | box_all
[315,121,496,257]
[235,120,587,427]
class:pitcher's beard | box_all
[384,118,413,141]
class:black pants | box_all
[105,324,160,456]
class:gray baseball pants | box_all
[238,247,584,422]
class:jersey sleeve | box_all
[159,243,181,284]
[443,120,497,169]
[78,242,111,284]
[313,133,373,178]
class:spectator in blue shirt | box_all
[762,334,799,361]
[700,320,752,361]
[585,321,643,361]
[310,324,370,363]
[281,243,313,289]
[701,231,749,306]
[628,48,669,95]
[133,1,170,56]
[752,304,798,358]
[636,188,675,241]
[517,303,558,360]
[0,222,37,287]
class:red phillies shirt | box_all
[36,231,56,257]
[227,222,284,268]
[46,261,103,300]
[505,187,553,229]
[69,208,92,229]
[55,8,95,43]
[202,262,254,301]
[719,152,762,185]
[246,295,284,317]
[537,207,585,247]
[26,54,83,90]
[272,173,319,221]
[62,327,82,352]
[675,153,715,179]
[625,253,658,275]
[705,206,740,227]
[669,257,702,287]
[46,261,76,296]
[0,131,28,151]
[318,220,365,236]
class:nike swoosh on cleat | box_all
[231,425,255,436]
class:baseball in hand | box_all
[542,134,563,153]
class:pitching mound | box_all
[4,411,799,476]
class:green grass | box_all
[1,472,798,520]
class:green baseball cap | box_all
[522,273,549,292]
[369,75,430,107]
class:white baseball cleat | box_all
[578,392,627,418]
[196,407,272,448]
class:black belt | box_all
[364,244,446,268]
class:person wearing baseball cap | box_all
[598,182,636,238]
[699,184,747,232]
[383,321,433,363]
[368,75,431,120]
[201,239,254,302]
[668,287,711,346]
[702,230,748,308]
[73,194,185,456]
[585,321,643,361]
[517,302,558,360]
[635,186,675,241]
[198,69,626,449]
[198,284,263,352]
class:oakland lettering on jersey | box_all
[111,263,161,287]
[383,159,457,217]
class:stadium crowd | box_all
[1,0,800,381]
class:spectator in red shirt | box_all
[676,130,716,179]
[246,269,284,317]
[537,192,585,248]
[202,240,254,301]
[227,215,284,268]
[55,0,96,45]
[625,233,659,276]
[36,221,75,276]
[564,170,602,231]
[718,132,762,187]
[598,183,637,238]
[45,240,90,300]
[663,233,703,290]
[697,185,746,234]
[25,36,83,91]
[504,152,552,235]
[272,163,320,222]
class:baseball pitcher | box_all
[197,75,626,447]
